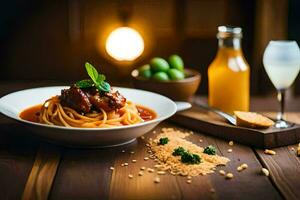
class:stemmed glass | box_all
[263,41,300,128]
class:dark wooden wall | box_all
[0,0,298,95]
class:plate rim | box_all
[0,86,177,131]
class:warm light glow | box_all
[105,27,144,61]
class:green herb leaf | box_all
[84,62,111,92]
[85,62,99,84]
[76,79,94,88]
[203,145,217,155]
[172,147,186,156]
[173,146,201,164]
[159,137,169,145]
[97,74,106,83]
[96,81,111,93]
[181,151,201,164]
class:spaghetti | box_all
[20,62,157,128]
[39,96,144,128]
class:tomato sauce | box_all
[19,104,42,123]
[136,105,156,121]
[20,104,156,123]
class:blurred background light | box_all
[105,27,144,61]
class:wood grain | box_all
[171,106,300,148]
[108,126,181,200]
[108,122,281,200]
[0,119,285,200]
[22,145,61,200]
[255,114,300,200]
[179,127,281,200]
[50,147,118,200]
[1,80,299,200]
[0,121,38,200]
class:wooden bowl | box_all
[131,68,201,101]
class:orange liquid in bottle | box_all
[208,41,250,114]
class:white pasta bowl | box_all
[0,86,190,147]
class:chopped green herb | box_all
[203,145,217,155]
[172,147,186,156]
[181,151,201,164]
[172,147,201,164]
[158,137,169,145]
[76,62,111,92]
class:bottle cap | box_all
[217,26,242,39]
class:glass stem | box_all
[277,89,285,121]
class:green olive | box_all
[140,69,152,79]
[153,72,170,81]
[150,57,170,72]
[138,64,152,79]
[167,68,185,80]
[168,55,184,71]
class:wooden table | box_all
[1,82,300,200]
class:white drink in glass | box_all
[264,63,300,90]
[263,40,300,128]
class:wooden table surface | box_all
[1,82,300,200]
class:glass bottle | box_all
[208,26,250,114]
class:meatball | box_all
[60,85,92,113]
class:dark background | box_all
[0,0,299,95]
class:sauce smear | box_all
[136,105,156,121]
[20,104,156,123]
[19,104,42,123]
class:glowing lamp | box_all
[105,27,144,61]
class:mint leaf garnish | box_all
[76,62,111,92]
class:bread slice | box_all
[234,111,274,129]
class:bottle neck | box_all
[218,37,241,50]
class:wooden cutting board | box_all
[170,106,300,148]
